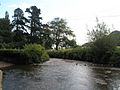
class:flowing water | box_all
[3,58,120,90]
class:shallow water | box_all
[3,58,120,90]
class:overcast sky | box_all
[0,0,120,45]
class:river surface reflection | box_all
[3,58,120,90]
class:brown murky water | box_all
[3,58,120,90]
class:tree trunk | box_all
[55,43,59,50]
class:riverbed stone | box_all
[94,78,107,85]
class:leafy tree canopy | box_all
[49,17,76,50]
[87,17,110,42]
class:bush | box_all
[23,44,49,63]
[110,47,120,67]
[91,36,115,64]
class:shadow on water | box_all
[3,58,120,90]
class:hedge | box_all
[0,44,49,65]
[48,46,120,67]
[47,47,94,62]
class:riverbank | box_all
[0,62,13,69]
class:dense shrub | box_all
[48,45,118,65]
[0,49,27,64]
[110,47,120,67]
[0,43,13,49]
[91,36,116,64]
[23,44,49,63]
[48,47,93,62]
[0,44,49,64]
[0,43,22,49]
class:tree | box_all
[12,8,29,32]
[108,30,120,46]
[12,8,29,47]
[65,39,77,48]
[49,17,76,50]
[0,11,12,43]
[0,11,10,31]
[87,18,116,64]
[91,36,116,64]
[87,17,110,42]
[40,24,53,49]
[26,6,42,43]
[5,11,9,20]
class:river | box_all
[2,58,120,90]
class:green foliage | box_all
[0,43,14,49]
[108,31,120,46]
[91,36,116,64]
[25,6,42,43]
[110,47,120,67]
[0,44,49,64]
[0,49,28,64]
[11,8,29,45]
[0,6,77,50]
[0,12,12,44]
[12,8,29,32]
[86,18,116,64]
[48,41,117,66]
[87,17,110,42]
[39,24,53,49]
[48,47,93,62]
[0,30,12,43]
[23,44,49,63]
[0,15,10,31]
[49,17,76,50]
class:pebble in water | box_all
[105,71,112,74]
